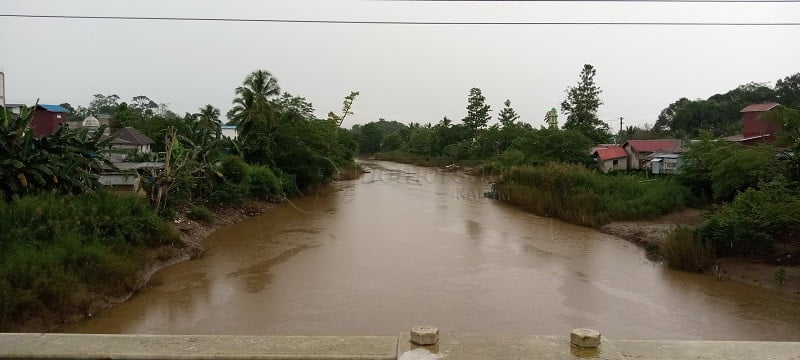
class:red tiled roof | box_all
[624,140,680,154]
[594,146,627,161]
[740,103,779,113]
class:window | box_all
[612,159,618,165]
[56,114,62,119]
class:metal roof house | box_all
[30,104,70,137]
[724,103,781,145]
[622,139,683,170]
[591,145,627,173]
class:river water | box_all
[63,161,800,340]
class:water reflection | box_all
[62,161,800,340]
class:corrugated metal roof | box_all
[740,103,779,113]
[111,127,154,146]
[594,146,627,161]
[624,139,681,154]
[38,104,69,113]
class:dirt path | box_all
[602,209,800,297]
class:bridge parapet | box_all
[1,332,799,360]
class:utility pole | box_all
[618,116,624,144]
[0,70,5,108]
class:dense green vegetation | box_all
[0,192,175,328]
[0,68,360,329]
[620,72,800,140]
[494,163,688,227]
[354,65,604,167]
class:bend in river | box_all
[62,161,800,340]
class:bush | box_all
[186,204,214,223]
[221,156,248,183]
[661,227,715,272]
[247,165,282,198]
[208,179,247,207]
[495,163,689,226]
[699,183,800,257]
[0,192,173,328]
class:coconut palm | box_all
[230,70,281,135]
[197,104,222,140]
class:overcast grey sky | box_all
[1,0,798,131]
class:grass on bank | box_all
[494,163,689,227]
[0,192,176,328]
[661,227,716,272]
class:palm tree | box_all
[230,70,281,135]
[197,104,222,140]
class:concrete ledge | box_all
[2,333,800,360]
[0,333,398,360]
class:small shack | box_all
[30,104,69,137]
[591,146,627,173]
[646,152,682,174]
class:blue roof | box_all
[221,125,237,129]
[38,104,69,113]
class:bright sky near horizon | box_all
[1,0,798,131]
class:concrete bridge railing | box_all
[1,329,799,360]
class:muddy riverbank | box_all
[14,200,280,333]
[602,209,800,297]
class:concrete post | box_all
[410,326,439,345]
[571,328,601,348]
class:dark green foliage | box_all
[463,88,491,139]
[186,204,214,223]
[699,183,800,257]
[247,165,282,198]
[510,128,593,166]
[678,132,782,201]
[1,106,111,199]
[208,179,248,207]
[661,227,715,272]
[561,64,611,144]
[654,74,800,137]
[0,192,173,327]
[495,163,689,227]
[221,156,248,183]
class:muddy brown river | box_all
[63,161,800,340]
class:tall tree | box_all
[776,73,800,109]
[463,87,491,139]
[197,104,222,140]
[497,99,520,127]
[561,64,609,143]
[230,70,281,134]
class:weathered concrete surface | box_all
[397,333,623,360]
[613,340,800,359]
[409,327,438,346]
[397,333,800,360]
[571,328,602,348]
[0,333,398,360]
[2,333,800,360]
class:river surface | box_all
[64,161,800,340]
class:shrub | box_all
[247,166,282,198]
[337,162,364,181]
[208,180,247,207]
[0,192,173,328]
[220,156,248,183]
[699,183,800,257]
[494,163,689,226]
[661,227,715,272]
[186,204,214,223]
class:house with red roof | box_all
[622,139,683,170]
[724,103,781,145]
[590,145,627,173]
